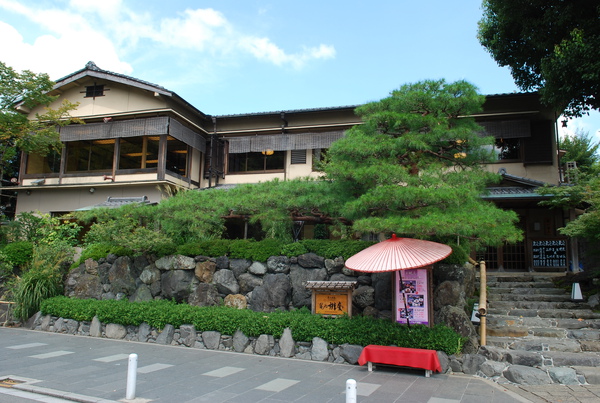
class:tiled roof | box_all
[75,196,154,211]
[54,61,170,93]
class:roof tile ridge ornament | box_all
[85,61,101,71]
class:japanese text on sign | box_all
[531,239,567,268]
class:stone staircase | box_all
[478,273,600,371]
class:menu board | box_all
[531,239,567,268]
[395,268,429,326]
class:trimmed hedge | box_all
[41,296,465,355]
[175,239,376,261]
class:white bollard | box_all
[126,353,138,400]
[346,378,357,403]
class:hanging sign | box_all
[395,268,430,326]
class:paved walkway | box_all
[0,327,594,403]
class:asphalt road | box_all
[0,327,529,403]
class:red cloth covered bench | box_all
[358,345,442,377]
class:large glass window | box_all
[26,150,62,174]
[228,151,285,173]
[66,140,115,172]
[119,136,160,170]
[166,136,188,177]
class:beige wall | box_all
[15,184,167,215]
[30,79,168,119]
[484,162,561,185]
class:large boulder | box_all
[434,280,465,309]
[195,260,216,283]
[289,265,327,307]
[297,253,325,269]
[503,365,552,385]
[155,255,195,271]
[229,259,252,278]
[433,263,476,297]
[212,269,239,295]
[188,283,220,306]
[267,256,291,274]
[108,257,137,295]
[248,261,267,276]
[249,273,291,312]
[140,265,161,285]
[65,265,102,299]
[353,286,375,308]
[371,272,393,311]
[279,328,295,358]
[324,257,345,275]
[129,284,153,302]
[237,273,263,294]
[161,270,194,302]
[434,305,479,354]
[224,294,247,309]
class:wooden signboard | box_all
[305,281,358,317]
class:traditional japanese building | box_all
[12,62,571,272]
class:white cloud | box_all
[0,0,335,78]
[240,37,336,69]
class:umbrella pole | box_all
[399,271,411,327]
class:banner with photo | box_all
[395,268,429,326]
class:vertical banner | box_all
[395,269,430,326]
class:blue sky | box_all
[1,0,598,141]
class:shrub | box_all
[280,242,309,257]
[2,241,34,266]
[12,242,73,320]
[72,243,113,268]
[40,297,466,355]
[300,239,375,259]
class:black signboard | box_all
[531,239,567,268]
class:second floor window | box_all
[119,136,160,170]
[491,138,521,161]
[66,140,115,172]
[26,150,62,174]
[228,151,285,173]
[166,136,189,177]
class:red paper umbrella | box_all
[345,234,452,273]
[346,234,452,326]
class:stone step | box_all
[489,300,590,310]
[487,275,563,282]
[486,315,600,329]
[479,345,600,367]
[485,281,558,289]
[485,325,597,339]
[487,293,572,302]
[486,287,567,295]
[485,336,583,352]
[487,307,600,319]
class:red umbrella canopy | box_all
[345,234,453,273]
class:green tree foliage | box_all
[1,212,81,246]
[323,79,523,248]
[478,0,600,117]
[538,130,600,241]
[559,129,600,175]
[0,61,81,179]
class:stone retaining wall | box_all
[65,253,479,352]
